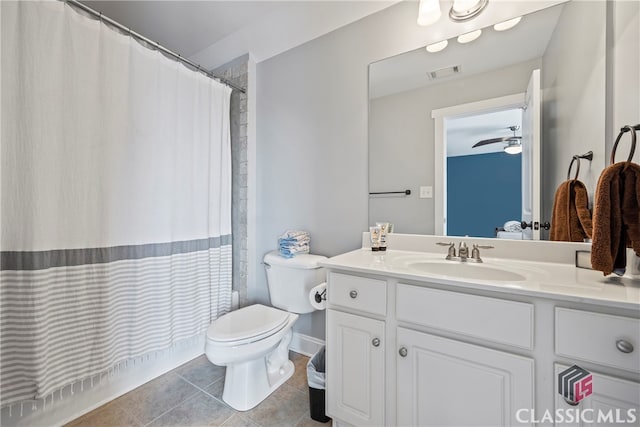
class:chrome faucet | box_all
[458,241,469,261]
[437,241,493,262]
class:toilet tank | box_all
[263,251,327,314]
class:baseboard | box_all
[1,335,205,427]
[290,332,325,357]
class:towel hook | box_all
[610,124,638,165]
[566,151,593,181]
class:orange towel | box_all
[550,180,592,242]
[591,162,640,275]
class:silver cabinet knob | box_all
[564,397,579,406]
[398,347,408,357]
[372,338,381,347]
[349,290,358,299]
[616,339,634,354]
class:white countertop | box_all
[320,248,640,311]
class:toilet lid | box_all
[207,304,290,343]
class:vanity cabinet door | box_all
[554,364,640,427]
[326,309,385,426]
[396,328,534,427]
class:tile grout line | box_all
[174,372,230,407]
[141,376,202,426]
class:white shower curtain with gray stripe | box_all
[0,1,232,408]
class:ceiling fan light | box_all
[426,39,449,53]
[504,141,522,155]
[457,29,482,44]
[417,0,442,26]
[494,16,522,32]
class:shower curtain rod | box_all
[63,0,247,94]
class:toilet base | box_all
[222,358,295,411]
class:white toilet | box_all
[205,250,327,411]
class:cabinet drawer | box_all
[328,272,386,316]
[555,308,640,373]
[396,284,534,349]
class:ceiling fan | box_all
[472,125,522,154]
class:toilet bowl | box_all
[205,250,327,411]
[205,304,299,411]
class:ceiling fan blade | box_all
[472,136,522,148]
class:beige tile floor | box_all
[65,352,329,427]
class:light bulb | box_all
[426,40,449,53]
[457,29,482,44]
[417,0,442,26]
[494,16,522,32]
[504,142,522,154]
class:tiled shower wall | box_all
[216,59,248,307]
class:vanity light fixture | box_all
[449,0,489,22]
[426,39,449,53]
[504,141,523,155]
[494,16,522,31]
[457,29,482,44]
[417,0,442,26]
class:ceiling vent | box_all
[427,65,461,80]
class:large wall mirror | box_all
[368,0,634,241]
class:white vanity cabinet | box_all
[326,310,385,426]
[553,308,640,426]
[324,266,640,427]
[325,272,387,426]
[397,328,534,426]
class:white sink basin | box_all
[407,260,527,282]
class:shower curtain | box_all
[0,1,232,408]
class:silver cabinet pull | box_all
[372,338,381,347]
[616,339,634,354]
[349,290,358,299]
[398,347,408,357]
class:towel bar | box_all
[567,151,594,181]
[610,124,638,164]
[369,189,411,196]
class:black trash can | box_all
[307,346,331,423]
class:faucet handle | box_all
[471,244,494,262]
[436,242,456,259]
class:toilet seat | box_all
[207,304,290,346]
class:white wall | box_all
[254,1,559,339]
[541,1,607,221]
[369,58,542,234]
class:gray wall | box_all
[254,1,555,340]
[215,58,250,307]
[369,59,542,234]
[541,1,607,225]
[253,0,637,340]
[607,0,640,162]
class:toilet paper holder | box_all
[314,288,327,303]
